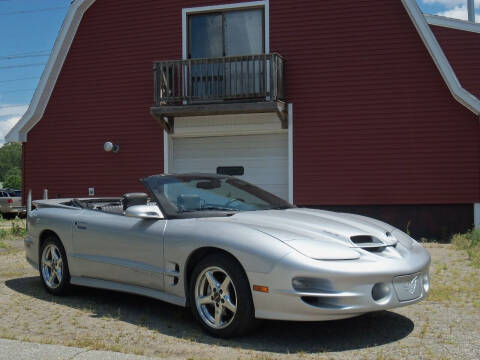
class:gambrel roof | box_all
[6,0,480,142]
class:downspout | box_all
[468,0,475,23]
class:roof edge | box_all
[425,14,480,34]
[5,0,96,143]
[402,0,480,116]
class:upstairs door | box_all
[188,8,265,100]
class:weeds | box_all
[10,222,26,237]
[0,221,26,240]
[452,229,480,268]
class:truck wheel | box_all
[2,213,16,220]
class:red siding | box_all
[431,25,480,100]
[25,0,480,205]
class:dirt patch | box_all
[0,240,478,360]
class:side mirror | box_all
[125,205,164,220]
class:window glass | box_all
[189,13,223,58]
[224,9,263,56]
[188,8,264,58]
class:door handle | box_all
[75,221,88,230]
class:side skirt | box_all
[70,276,186,307]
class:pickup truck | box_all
[0,189,26,220]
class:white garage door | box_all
[172,133,289,200]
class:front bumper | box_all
[248,242,430,321]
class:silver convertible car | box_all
[24,174,430,337]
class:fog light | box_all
[372,282,392,304]
[292,278,311,290]
[423,273,430,293]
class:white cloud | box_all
[423,0,479,8]
[0,104,28,117]
[0,116,21,145]
[436,4,480,20]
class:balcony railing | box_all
[153,53,284,106]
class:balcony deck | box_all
[150,53,286,133]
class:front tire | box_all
[39,236,70,295]
[189,254,255,338]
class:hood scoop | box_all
[350,235,392,252]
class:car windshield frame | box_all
[142,174,293,218]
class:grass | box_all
[0,221,26,239]
[451,229,480,268]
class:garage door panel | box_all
[172,134,288,200]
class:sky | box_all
[0,0,479,146]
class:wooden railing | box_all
[153,53,285,106]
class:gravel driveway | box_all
[0,227,478,360]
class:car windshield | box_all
[143,174,293,216]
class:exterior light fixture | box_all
[104,141,120,153]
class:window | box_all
[188,8,264,59]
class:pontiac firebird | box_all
[24,174,430,337]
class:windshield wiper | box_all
[180,206,238,213]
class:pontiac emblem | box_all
[404,276,418,295]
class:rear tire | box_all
[39,236,71,295]
[189,254,255,338]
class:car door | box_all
[71,208,166,291]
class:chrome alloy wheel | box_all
[41,244,63,289]
[194,266,237,329]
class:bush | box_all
[2,167,21,189]
[0,143,21,182]
[452,229,480,268]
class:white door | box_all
[172,133,288,200]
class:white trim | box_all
[5,0,96,142]
[475,203,480,229]
[402,0,480,116]
[287,103,293,204]
[425,14,480,34]
[163,131,169,173]
[182,0,269,60]
[172,129,287,138]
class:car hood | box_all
[217,208,410,260]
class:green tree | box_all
[2,167,21,189]
[0,143,22,183]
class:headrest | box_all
[177,194,201,211]
[121,192,148,210]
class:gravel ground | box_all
[0,227,478,360]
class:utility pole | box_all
[468,0,475,22]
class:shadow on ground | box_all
[6,276,414,354]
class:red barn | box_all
[6,0,480,239]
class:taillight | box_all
[7,199,13,204]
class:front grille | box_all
[301,296,345,309]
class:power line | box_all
[0,54,49,60]
[0,50,50,57]
[0,89,35,94]
[0,77,40,84]
[0,7,68,16]
[0,63,46,70]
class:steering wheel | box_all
[224,198,244,208]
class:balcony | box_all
[150,53,286,133]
